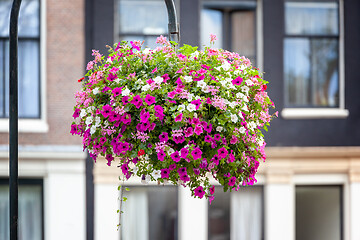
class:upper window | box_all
[0,0,40,118]
[284,0,340,108]
[115,0,171,49]
[201,1,257,64]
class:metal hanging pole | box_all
[9,0,21,239]
[164,0,180,45]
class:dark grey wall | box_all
[263,0,360,146]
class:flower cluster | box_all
[71,36,276,202]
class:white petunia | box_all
[197,80,206,88]
[241,85,249,93]
[80,109,87,118]
[143,48,151,54]
[85,116,93,125]
[154,76,163,84]
[92,87,99,94]
[239,126,246,134]
[106,58,112,64]
[122,87,130,96]
[190,51,199,60]
[94,116,101,127]
[90,125,97,135]
[178,104,185,112]
[152,170,161,181]
[114,78,120,84]
[141,84,151,91]
[187,104,196,112]
[230,114,238,123]
[229,102,237,108]
[167,148,175,155]
[132,166,138,175]
[187,93,194,102]
[248,121,257,131]
[184,76,193,83]
[216,126,223,132]
[245,79,254,86]
[241,104,249,112]
[193,113,198,118]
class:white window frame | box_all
[0,0,48,133]
[281,0,348,119]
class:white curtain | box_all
[231,187,262,240]
[0,185,42,240]
[121,190,149,240]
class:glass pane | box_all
[231,10,256,64]
[121,186,178,240]
[284,38,311,106]
[311,38,339,107]
[0,0,39,37]
[118,0,167,35]
[4,40,40,118]
[0,184,43,240]
[208,187,230,240]
[296,186,342,240]
[201,9,223,49]
[0,40,3,117]
[285,2,338,36]
[231,186,263,240]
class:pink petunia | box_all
[228,176,236,187]
[161,168,170,178]
[144,94,156,105]
[112,87,122,98]
[180,148,189,158]
[194,186,205,199]
[130,95,143,109]
[175,113,183,122]
[218,147,228,159]
[107,73,117,82]
[191,99,202,110]
[194,125,203,135]
[157,149,166,161]
[171,151,181,162]
[159,132,169,142]
[101,105,113,118]
[184,127,194,137]
[191,147,202,160]
[232,76,243,86]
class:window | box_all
[208,186,263,240]
[201,1,257,64]
[0,179,43,240]
[296,185,342,240]
[120,186,178,240]
[284,0,340,108]
[0,0,40,118]
[116,0,172,49]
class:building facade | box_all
[0,0,360,240]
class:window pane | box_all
[231,186,263,240]
[0,0,39,37]
[208,187,230,240]
[231,10,256,64]
[121,186,178,240]
[284,38,311,106]
[3,40,40,118]
[311,38,339,107]
[285,2,338,36]
[296,186,342,240]
[118,0,167,35]
[201,9,223,49]
[0,41,3,116]
[0,183,43,240]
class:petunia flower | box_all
[228,176,236,187]
[171,151,181,162]
[194,186,205,199]
[157,149,166,161]
[159,132,169,142]
[218,147,228,159]
[161,168,170,178]
[101,105,113,118]
[191,147,202,160]
[174,113,183,122]
[232,76,243,86]
[130,95,143,109]
[144,94,156,105]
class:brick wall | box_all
[0,0,85,146]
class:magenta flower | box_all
[191,118,200,125]
[171,151,181,162]
[228,176,236,187]
[194,125,203,135]
[218,147,228,159]
[232,76,243,86]
[209,185,215,195]
[130,95,143,109]
[107,73,117,82]
[122,96,129,105]
[157,149,166,161]
[228,152,235,163]
[204,123,212,133]
[159,132,169,142]
[152,67,157,73]
[70,124,80,135]
[168,91,176,99]
[140,110,150,123]
[184,127,194,137]
[175,78,183,85]
[191,99,202,110]
[230,135,238,144]
[109,112,121,122]
[144,94,156,105]
[180,148,189,158]
[130,41,140,51]
[101,105,113,118]
[121,163,129,175]
[180,174,190,182]
[162,74,170,83]
[214,134,221,141]
[204,135,213,143]
[177,167,187,176]
[193,168,200,175]
[174,113,183,122]
[191,147,202,160]
[119,142,129,154]
[211,154,220,165]
[154,105,164,114]
[106,154,114,166]
[161,168,170,178]
[173,135,185,144]
[194,186,205,199]
[121,113,131,125]
[112,87,122,98]
[149,122,156,131]
[169,164,176,170]
[72,108,80,119]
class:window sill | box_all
[281,108,349,119]
[0,119,49,133]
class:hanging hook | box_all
[164,0,180,46]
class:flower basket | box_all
[71,36,276,202]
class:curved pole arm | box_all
[164,0,180,45]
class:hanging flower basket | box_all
[71,35,276,203]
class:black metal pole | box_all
[9,0,21,239]
[164,0,180,44]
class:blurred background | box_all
[0,0,359,239]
